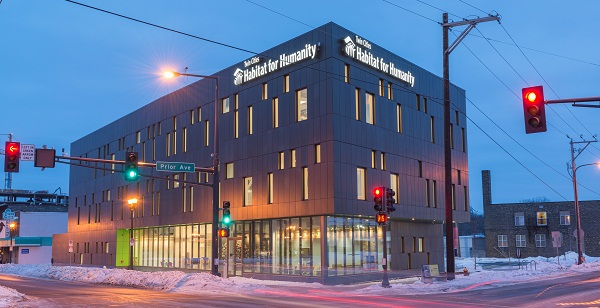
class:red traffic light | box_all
[4,142,21,173]
[373,187,382,197]
[376,212,388,224]
[522,86,546,134]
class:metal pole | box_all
[211,78,220,276]
[129,206,134,270]
[10,232,13,264]
[570,140,584,265]
[381,223,390,287]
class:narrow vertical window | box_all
[204,120,210,146]
[248,105,253,135]
[190,186,194,212]
[430,116,435,143]
[268,173,274,204]
[423,98,428,113]
[278,152,285,170]
[416,94,421,111]
[197,107,202,123]
[291,149,296,168]
[357,167,366,200]
[315,144,321,163]
[166,133,171,157]
[136,131,140,144]
[272,97,279,128]
[451,184,456,210]
[182,127,187,153]
[244,177,253,206]
[397,104,403,133]
[387,82,393,100]
[182,185,186,213]
[226,163,234,179]
[433,180,437,208]
[190,109,195,125]
[344,64,350,83]
[371,150,376,169]
[457,170,462,185]
[455,110,460,125]
[355,88,361,121]
[464,186,468,211]
[262,83,268,100]
[366,92,374,124]
[378,79,384,96]
[302,167,309,200]
[426,179,431,207]
[222,97,230,114]
[418,160,423,178]
[390,173,399,203]
[461,128,466,152]
[234,94,239,139]
[173,117,177,155]
[380,152,385,170]
[283,74,289,93]
[297,88,308,122]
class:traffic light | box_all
[522,86,546,134]
[376,212,388,225]
[4,142,20,173]
[385,188,396,213]
[124,152,139,181]
[222,201,231,225]
[218,228,230,237]
[373,187,383,211]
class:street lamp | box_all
[570,160,599,265]
[164,71,220,276]
[127,198,138,270]
[9,222,16,264]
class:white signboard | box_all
[2,209,15,221]
[20,144,35,161]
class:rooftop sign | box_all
[342,36,415,87]
[234,43,319,85]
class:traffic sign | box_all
[20,144,35,161]
[2,209,15,221]
[155,161,195,172]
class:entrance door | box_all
[227,237,243,277]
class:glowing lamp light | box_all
[163,71,180,79]
[525,91,537,103]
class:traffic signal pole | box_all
[442,12,499,280]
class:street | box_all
[1,270,599,307]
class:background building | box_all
[483,170,600,259]
[54,22,469,283]
[1,189,68,264]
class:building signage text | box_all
[342,36,415,87]
[234,43,319,85]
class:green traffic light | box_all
[223,216,231,224]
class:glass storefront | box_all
[129,215,387,277]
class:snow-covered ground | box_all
[1,252,598,306]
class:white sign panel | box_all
[2,209,15,221]
[21,144,35,161]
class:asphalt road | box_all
[1,270,599,307]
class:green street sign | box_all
[155,161,195,172]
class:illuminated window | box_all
[244,177,253,206]
[272,97,279,128]
[291,149,296,168]
[182,127,187,153]
[315,144,321,163]
[390,173,399,203]
[366,92,374,125]
[302,167,309,200]
[166,133,171,157]
[537,212,547,226]
[417,237,424,252]
[136,131,140,144]
[262,83,268,100]
[355,88,361,121]
[268,173,274,204]
[204,120,210,146]
[190,109,195,125]
[371,150,376,169]
[357,167,366,200]
[297,88,308,121]
[560,211,570,225]
[535,234,546,247]
[283,74,289,93]
[378,79,384,96]
[234,94,239,139]
[278,152,285,170]
[516,235,526,247]
[397,104,402,133]
[498,235,507,247]
[380,152,385,170]
[248,105,253,135]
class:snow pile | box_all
[0,252,598,306]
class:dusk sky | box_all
[1,0,599,213]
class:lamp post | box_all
[9,222,16,264]
[164,71,220,276]
[127,198,137,270]
[570,160,599,265]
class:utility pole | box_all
[568,137,598,265]
[442,12,499,280]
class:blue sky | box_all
[1,0,599,212]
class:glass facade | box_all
[128,216,387,278]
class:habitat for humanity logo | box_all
[342,36,415,87]
[234,44,319,86]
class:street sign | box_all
[573,229,585,238]
[22,249,29,254]
[155,161,195,172]
[552,231,562,248]
[20,144,35,161]
[2,209,15,221]
[68,240,74,247]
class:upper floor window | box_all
[560,211,571,225]
[535,234,546,247]
[498,235,507,247]
[516,235,526,247]
[278,152,285,170]
[515,212,525,226]
[378,79,384,96]
[315,144,321,163]
[283,74,290,93]
[357,167,366,200]
[297,88,308,121]
[226,163,234,179]
[222,97,230,113]
[244,177,253,206]
[262,83,268,100]
[537,211,547,226]
[366,92,375,125]
[344,64,350,83]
